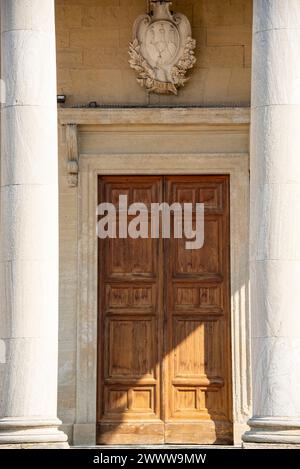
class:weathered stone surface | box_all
[0,443,69,449]
[1,106,57,186]
[245,0,300,445]
[0,0,68,447]
[243,443,300,449]
[253,0,300,32]
[251,105,300,185]
[252,29,300,107]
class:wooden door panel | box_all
[106,318,155,378]
[173,319,223,378]
[173,217,223,277]
[107,236,156,277]
[104,178,159,207]
[97,176,164,444]
[169,182,224,211]
[172,283,223,313]
[104,385,156,416]
[97,175,232,445]
[105,284,156,313]
[165,176,232,444]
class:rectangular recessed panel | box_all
[132,389,153,412]
[108,187,130,207]
[176,287,199,306]
[107,286,131,307]
[173,320,205,377]
[132,186,157,206]
[104,180,158,209]
[108,319,155,378]
[169,180,224,211]
[199,185,223,209]
[199,286,221,307]
[106,285,155,311]
[176,188,197,205]
[176,389,197,411]
[173,319,222,378]
[132,287,153,307]
[174,285,222,312]
[174,219,221,276]
[205,389,228,419]
[108,236,156,277]
[106,389,129,414]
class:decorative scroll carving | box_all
[66,124,79,187]
[129,1,196,95]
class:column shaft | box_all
[0,0,68,447]
[244,0,300,445]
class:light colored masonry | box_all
[0,0,300,448]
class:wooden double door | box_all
[97,175,232,445]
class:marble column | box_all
[243,0,300,445]
[0,1,68,447]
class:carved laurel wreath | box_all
[129,37,196,95]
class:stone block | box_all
[207,26,252,46]
[56,30,70,48]
[70,28,119,49]
[194,0,246,27]
[73,424,96,446]
[56,5,82,30]
[244,45,252,68]
[196,45,244,68]
[227,68,251,104]
[83,47,129,69]
[57,48,83,67]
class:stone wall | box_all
[55,0,252,106]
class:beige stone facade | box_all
[1,0,300,449]
[55,1,253,445]
[57,107,250,445]
[55,0,252,106]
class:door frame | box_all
[73,151,250,446]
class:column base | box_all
[243,417,300,445]
[0,417,69,447]
[243,443,300,449]
[0,443,69,449]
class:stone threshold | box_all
[73,445,240,450]
[73,444,300,450]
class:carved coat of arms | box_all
[129,1,196,95]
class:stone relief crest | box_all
[129,1,196,95]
